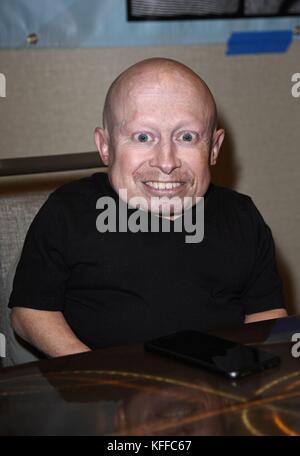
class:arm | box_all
[245,308,288,324]
[11,307,91,358]
[242,198,286,319]
[8,194,91,358]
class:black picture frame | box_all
[127,0,300,21]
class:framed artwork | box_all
[128,0,300,21]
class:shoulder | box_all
[50,172,108,202]
[209,184,266,231]
[30,172,108,226]
[209,184,254,213]
[209,184,270,242]
[38,172,108,211]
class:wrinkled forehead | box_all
[119,73,213,125]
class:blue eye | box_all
[182,132,193,142]
[137,133,149,142]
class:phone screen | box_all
[144,330,280,378]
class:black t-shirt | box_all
[8,172,284,349]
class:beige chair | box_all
[0,191,51,366]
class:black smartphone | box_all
[144,330,280,379]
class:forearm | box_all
[245,308,288,324]
[10,307,91,358]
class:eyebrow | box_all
[122,118,206,133]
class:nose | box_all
[149,140,181,174]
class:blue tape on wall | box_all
[227,30,293,55]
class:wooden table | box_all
[0,317,299,436]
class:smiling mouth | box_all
[143,181,185,191]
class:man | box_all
[9,58,287,358]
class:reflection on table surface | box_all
[0,316,299,436]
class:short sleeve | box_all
[8,194,70,312]
[242,198,285,315]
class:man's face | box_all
[95,71,224,215]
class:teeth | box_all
[146,181,182,190]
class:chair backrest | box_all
[0,191,51,366]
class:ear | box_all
[210,128,225,166]
[94,127,110,166]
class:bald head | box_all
[102,57,217,137]
[95,57,225,214]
